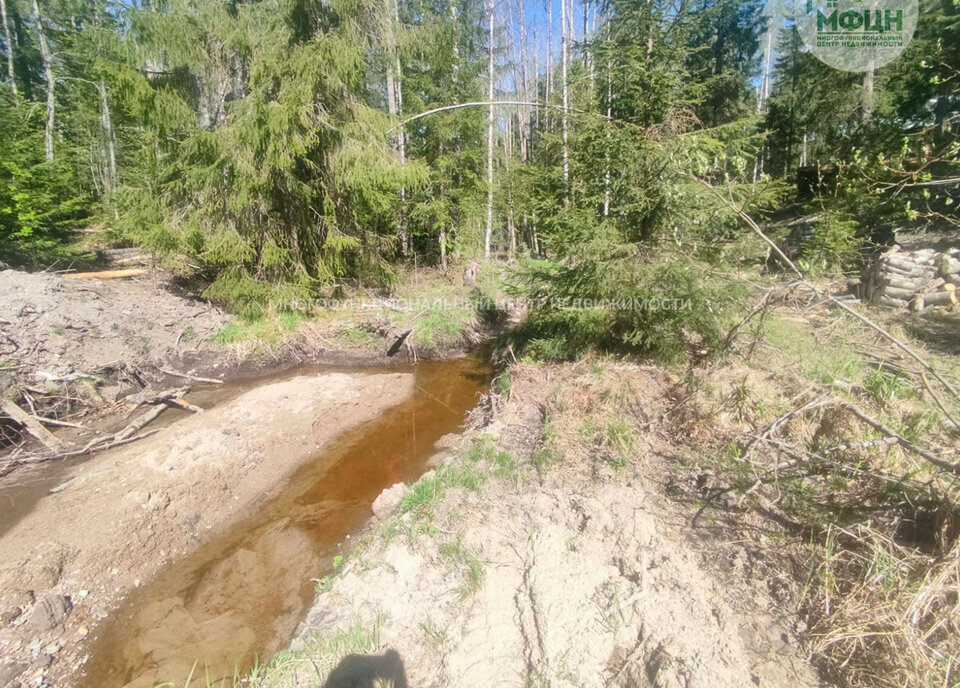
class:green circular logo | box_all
[795,0,919,72]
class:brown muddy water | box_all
[74,354,493,688]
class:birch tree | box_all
[484,0,494,258]
[1,0,16,102]
[32,0,54,161]
[560,0,570,204]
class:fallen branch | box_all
[166,396,204,413]
[920,371,960,433]
[822,436,900,454]
[35,370,102,384]
[30,415,86,430]
[128,386,190,411]
[153,364,224,385]
[112,404,167,443]
[743,395,832,460]
[1,399,68,452]
[2,429,161,473]
[839,402,959,474]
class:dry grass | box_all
[505,285,960,687]
[672,289,960,688]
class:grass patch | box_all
[399,463,486,521]
[761,313,865,385]
[212,311,308,350]
[412,305,475,349]
[461,437,516,477]
[439,536,486,600]
[604,417,635,470]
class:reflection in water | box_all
[80,355,492,688]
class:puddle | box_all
[77,354,493,688]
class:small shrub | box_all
[796,214,865,276]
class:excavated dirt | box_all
[282,364,820,688]
[0,269,230,386]
[0,370,414,688]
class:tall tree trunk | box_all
[531,210,539,256]
[1,0,16,103]
[603,23,612,218]
[33,0,54,161]
[484,0,494,259]
[439,223,447,269]
[560,0,570,204]
[396,52,408,256]
[545,0,552,127]
[758,28,773,113]
[386,0,408,256]
[862,62,875,121]
[517,0,529,163]
[99,80,117,193]
[533,38,539,141]
[582,0,590,66]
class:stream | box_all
[73,354,493,688]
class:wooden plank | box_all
[63,269,149,280]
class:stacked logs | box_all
[861,247,960,311]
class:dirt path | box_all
[0,370,414,688]
[264,364,820,688]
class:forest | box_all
[1,0,957,358]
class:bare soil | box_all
[0,369,414,688]
[0,268,230,393]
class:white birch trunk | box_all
[1,0,16,102]
[603,27,612,217]
[484,0,494,259]
[560,0,570,204]
[33,0,55,161]
[99,80,117,192]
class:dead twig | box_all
[920,371,960,433]
[153,364,224,385]
[838,402,959,474]
[743,395,832,460]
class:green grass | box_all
[862,366,916,407]
[461,437,516,477]
[399,463,486,519]
[762,313,865,385]
[338,326,378,346]
[213,311,308,348]
[412,306,474,349]
[213,321,245,345]
[605,417,635,470]
[439,537,486,600]
[245,617,382,688]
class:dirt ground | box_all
[265,363,821,688]
[0,369,414,688]
[0,268,230,389]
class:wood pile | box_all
[861,246,960,310]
